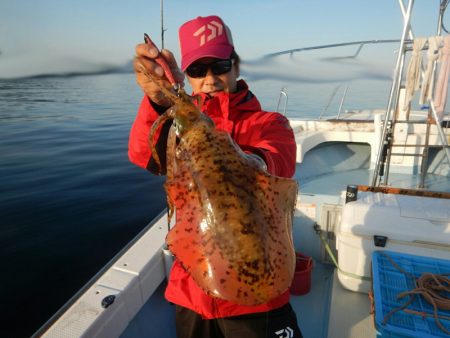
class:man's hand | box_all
[133,43,185,107]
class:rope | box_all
[313,223,371,281]
[379,252,450,335]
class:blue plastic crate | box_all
[372,251,450,338]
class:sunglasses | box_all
[186,59,234,78]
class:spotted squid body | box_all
[145,68,297,306]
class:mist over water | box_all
[241,52,393,84]
[1,41,395,83]
[0,54,134,79]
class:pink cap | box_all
[179,15,234,71]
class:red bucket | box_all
[290,252,313,295]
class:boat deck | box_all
[326,271,376,338]
[120,261,376,338]
[120,282,176,338]
[290,263,335,338]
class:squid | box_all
[138,47,297,305]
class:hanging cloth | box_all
[403,37,427,111]
[419,36,443,105]
[433,35,450,121]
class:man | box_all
[129,15,302,338]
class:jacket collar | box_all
[195,79,262,119]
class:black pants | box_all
[175,303,303,338]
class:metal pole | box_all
[430,101,450,164]
[398,0,416,39]
[336,85,349,119]
[371,0,414,186]
[430,1,450,165]
[276,88,288,115]
[420,1,450,176]
[319,85,341,119]
[383,49,407,185]
[400,0,450,184]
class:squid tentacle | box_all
[148,110,173,170]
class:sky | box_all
[0,0,445,79]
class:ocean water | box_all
[0,73,167,338]
[0,72,391,337]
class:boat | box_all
[33,0,450,337]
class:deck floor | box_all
[121,263,337,338]
[120,281,177,338]
[290,262,334,338]
[326,271,376,338]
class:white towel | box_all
[433,35,450,120]
[419,36,443,105]
[403,37,427,111]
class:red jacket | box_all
[128,80,297,318]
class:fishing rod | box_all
[160,0,167,48]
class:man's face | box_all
[186,57,239,96]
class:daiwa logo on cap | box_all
[193,20,224,46]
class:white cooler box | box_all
[336,190,450,293]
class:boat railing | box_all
[267,39,403,119]
[319,84,350,120]
[276,84,351,119]
[32,209,168,338]
[276,87,288,115]
[265,39,401,59]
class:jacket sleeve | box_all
[240,113,297,178]
[128,96,171,174]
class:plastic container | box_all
[372,250,450,337]
[290,252,313,295]
[337,192,450,293]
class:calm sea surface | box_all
[0,72,390,337]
